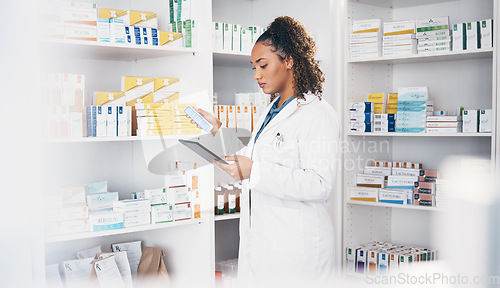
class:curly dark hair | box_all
[256,16,324,102]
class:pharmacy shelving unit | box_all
[341,0,498,278]
[38,1,342,286]
[39,0,216,287]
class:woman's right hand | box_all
[189,108,222,136]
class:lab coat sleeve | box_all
[249,111,340,202]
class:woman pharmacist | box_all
[192,16,340,287]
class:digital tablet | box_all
[178,139,229,164]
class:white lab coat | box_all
[236,92,340,288]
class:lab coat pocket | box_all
[263,205,305,255]
[271,138,299,167]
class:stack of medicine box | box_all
[396,87,429,133]
[349,102,374,132]
[453,19,493,51]
[95,11,125,44]
[167,0,197,48]
[346,242,438,275]
[382,20,417,57]
[386,93,398,114]
[214,104,253,133]
[124,25,183,47]
[86,105,132,137]
[134,188,173,224]
[462,109,492,133]
[416,17,451,54]
[61,2,98,42]
[113,199,151,228]
[351,160,429,205]
[94,76,180,107]
[414,169,438,206]
[350,19,382,60]
[166,172,194,221]
[346,241,438,275]
[45,185,90,236]
[212,22,255,53]
[135,103,201,136]
[368,93,396,133]
[426,114,462,133]
[86,181,125,232]
[43,73,86,139]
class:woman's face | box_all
[251,41,293,95]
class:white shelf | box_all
[45,133,210,143]
[42,38,197,61]
[46,218,202,243]
[347,132,492,137]
[214,213,240,221]
[213,50,251,67]
[348,48,493,64]
[346,200,441,211]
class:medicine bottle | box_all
[214,186,224,215]
[227,186,236,214]
[224,185,231,213]
[235,182,242,213]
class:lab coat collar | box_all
[259,92,318,136]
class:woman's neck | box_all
[277,86,295,108]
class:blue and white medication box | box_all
[89,211,124,231]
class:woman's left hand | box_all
[214,155,253,181]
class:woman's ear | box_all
[285,56,294,70]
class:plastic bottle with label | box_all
[227,185,236,214]
[235,182,242,213]
[214,186,225,215]
[224,185,231,213]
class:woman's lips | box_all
[259,83,265,88]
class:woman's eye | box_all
[260,64,267,69]
[251,67,256,71]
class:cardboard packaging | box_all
[94,92,126,106]
[89,211,124,231]
[368,251,378,275]
[466,21,480,50]
[453,23,466,51]
[363,166,392,176]
[352,19,382,34]
[86,192,119,211]
[346,246,361,273]
[223,23,232,51]
[174,203,192,221]
[64,23,97,41]
[416,17,449,33]
[379,189,407,205]
[383,20,416,35]
[414,181,436,195]
[96,106,107,137]
[97,18,110,42]
[232,24,241,51]
[462,109,478,133]
[480,19,493,48]
[350,187,379,202]
[356,249,369,274]
[151,204,173,223]
[387,175,419,189]
[106,105,117,136]
[479,109,492,133]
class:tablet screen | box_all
[178,139,229,165]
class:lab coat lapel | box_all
[253,96,279,138]
[260,93,317,136]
